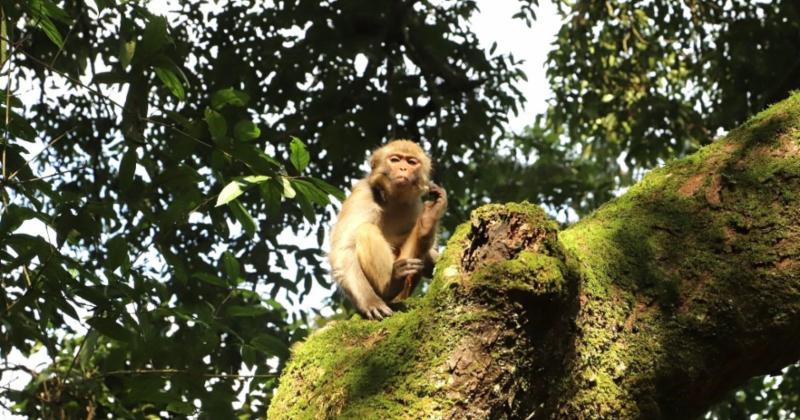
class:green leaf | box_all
[119,40,136,68]
[292,179,330,206]
[211,88,250,109]
[234,120,261,141]
[95,0,114,11]
[242,175,270,184]
[222,251,240,281]
[118,148,137,191]
[226,305,268,317]
[140,15,170,55]
[87,317,133,342]
[293,185,316,223]
[250,333,290,359]
[79,330,99,368]
[289,137,310,172]
[309,178,346,201]
[154,66,185,100]
[241,345,257,367]
[280,177,296,199]
[166,401,195,415]
[230,200,257,238]
[105,235,129,271]
[215,180,243,207]
[36,0,71,23]
[204,108,227,140]
[30,15,64,48]
[260,181,282,219]
[192,272,227,287]
[601,93,615,103]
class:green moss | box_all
[469,202,555,229]
[470,251,566,297]
[269,304,466,419]
[425,221,472,300]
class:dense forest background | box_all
[0,0,798,417]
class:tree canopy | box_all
[1,0,798,418]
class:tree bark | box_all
[268,93,800,419]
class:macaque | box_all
[329,140,447,320]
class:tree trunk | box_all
[268,93,800,419]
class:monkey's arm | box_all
[330,183,395,319]
[395,184,447,300]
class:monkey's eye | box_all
[407,158,419,165]
[389,156,401,163]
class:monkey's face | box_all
[385,153,421,187]
[368,140,431,201]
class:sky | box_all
[1,1,562,414]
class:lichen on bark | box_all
[269,92,800,419]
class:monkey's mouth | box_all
[394,175,412,185]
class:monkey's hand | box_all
[392,258,424,281]
[419,183,447,238]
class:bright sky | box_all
[1,1,561,415]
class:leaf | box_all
[204,108,227,140]
[118,148,137,191]
[234,120,261,141]
[280,177,296,199]
[211,88,250,109]
[260,181,282,219]
[166,401,195,415]
[37,0,72,23]
[309,178,346,201]
[140,15,170,55]
[95,0,114,11]
[31,15,64,48]
[601,93,615,103]
[292,179,330,206]
[119,40,136,68]
[293,186,316,223]
[105,235,129,271]
[79,330,99,368]
[215,180,243,207]
[241,345,257,367]
[87,317,133,342]
[289,137,310,172]
[222,251,240,281]
[242,175,270,184]
[226,305,269,317]
[250,334,290,359]
[154,66,185,100]
[230,200,257,238]
[192,272,227,287]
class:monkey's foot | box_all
[362,300,393,320]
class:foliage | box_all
[489,0,800,218]
[0,0,523,417]
[707,364,800,420]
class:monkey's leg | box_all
[355,223,401,299]
[394,221,423,300]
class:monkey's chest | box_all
[379,217,417,252]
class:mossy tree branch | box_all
[269,93,800,419]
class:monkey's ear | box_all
[369,147,385,169]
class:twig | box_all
[98,368,277,379]
[50,10,85,67]
[6,126,74,182]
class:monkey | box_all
[329,140,447,320]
